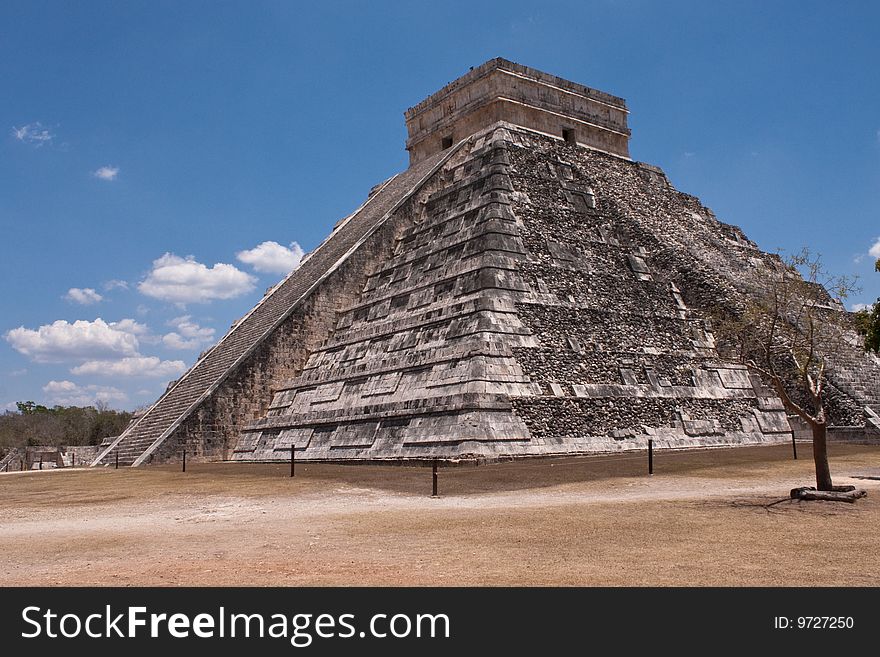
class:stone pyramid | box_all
[94,58,879,466]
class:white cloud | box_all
[138,253,256,304]
[4,317,180,387]
[851,303,872,312]
[9,368,27,377]
[869,237,880,259]
[236,241,305,275]
[42,380,128,407]
[103,279,129,291]
[43,380,78,395]
[162,315,215,350]
[11,122,54,146]
[71,356,186,378]
[64,287,103,305]
[5,318,143,363]
[93,166,119,181]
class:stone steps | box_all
[825,347,880,423]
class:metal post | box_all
[39,455,43,470]
[115,451,119,469]
[648,439,654,475]
[182,448,186,473]
[72,452,75,468]
[791,432,798,460]
[290,446,295,477]
[20,458,24,471]
[432,459,439,497]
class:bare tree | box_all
[722,250,857,492]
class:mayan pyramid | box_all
[93,58,879,466]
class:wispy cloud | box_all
[869,237,880,259]
[71,356,186,378]
[93,166,119,181]
[103,279,129,291]
[236,240,305,275]
[11,122,54,147]
[64,287,103,305]
[850,303,872,312]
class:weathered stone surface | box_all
[233,122,800,462]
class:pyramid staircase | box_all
[826,343,880,420]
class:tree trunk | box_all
[811,422,833,491]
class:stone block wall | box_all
[61,445,99,467]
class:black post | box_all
[791,432,798,460]
[290,446,296,477]
[72,452,75,468]
[432,459,439,497]
[39,455,43,470]
[20,458,24,471]
[182,448,187,473]
[115,451,119,469]
[648,439,654,475]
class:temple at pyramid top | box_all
[404,58,631,164]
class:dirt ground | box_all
[1,443,878,586]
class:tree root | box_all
[790,486,867,503]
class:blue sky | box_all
[1,0,878,410]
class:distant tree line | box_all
[0,401,133,454]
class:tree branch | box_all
[746,360,817,425]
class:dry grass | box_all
[1,443,878,586]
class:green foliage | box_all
[853,259,880,353]
[853,306,879,353]
[0,404,132,451]
[16,401,49,415]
